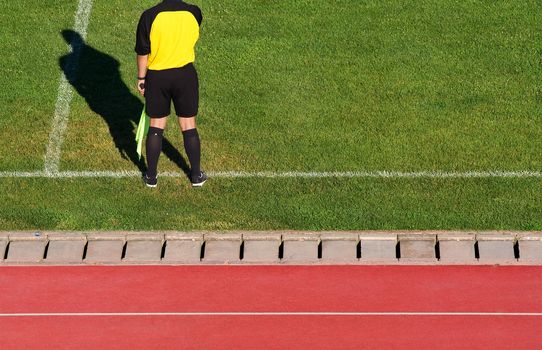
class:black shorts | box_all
[145,63,199,118]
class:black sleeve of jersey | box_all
[135,12,151,55]
[192,5,203,26]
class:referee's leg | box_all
[178,116,202,180]
[173,63,204,185]
[144,69,170,183]
[145,117,168,182]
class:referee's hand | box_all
[137,79,145,96]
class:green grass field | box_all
[1,0,541,230]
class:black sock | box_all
[146,127,164,179]
[182,128,201,178]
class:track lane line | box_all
[1,312,542,317]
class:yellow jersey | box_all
[135,0,202,71]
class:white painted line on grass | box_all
[44,0,94,175]
[1,170,542,179]
[207,170,542,179]
[0,311,541,317]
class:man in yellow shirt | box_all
[135,0,206,187]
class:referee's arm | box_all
[135,12,151,96]
[136,55,148,96]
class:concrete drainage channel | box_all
[0,231,541,265]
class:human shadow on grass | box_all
[59,29,191,178]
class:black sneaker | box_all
[191,171,207,187]
[142,173,157,188]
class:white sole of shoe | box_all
[192,179,207,187]
[142,176,157,188]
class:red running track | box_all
[0,265,541,349]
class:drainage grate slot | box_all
[395,241,401,259]
[161,241,167,260]
[278,241,284,260]
[82,241,88,260]
[513,241,520,260]
[317,241,322,259]
[356,241,361,259]
[43,242,50,260]
[239,241,245,260]
[4,242,10,260]
[474,241,480,259]
[435,241,441,260]
[200,241,206,260]
[121,242,127,259]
